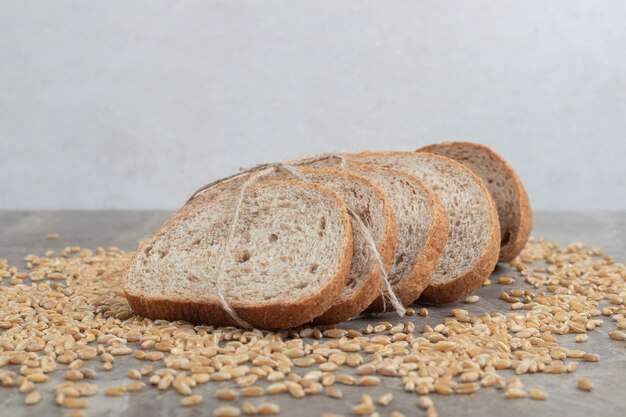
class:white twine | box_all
[347,210,406,316]
[189,154,405,329]
[213,167,275,330]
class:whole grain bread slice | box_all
[306,158,448,311]
[289,168,397,324]
[124,179,353,329]
[184,166,398,324]
[417,142,532,262]
[351,151,500,304]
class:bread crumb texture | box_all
[0,238,624,414]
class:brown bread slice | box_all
[306,158,448,311]
[186,166,398,324]
[124,179,353,329]
[351,151,500,304]
[417,142,532,262]
[291,168,397,324]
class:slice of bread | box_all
[186,166,398,324]
[351,151,500,304]
[417,142,532,262]
[286,168,397,324]
[124,179,353,329]
[306,158,448,311]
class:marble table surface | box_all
[0,211,625,416]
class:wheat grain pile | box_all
[1,239,625,416]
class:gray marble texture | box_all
[0,211,625,416]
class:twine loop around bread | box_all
[190,154,405,329]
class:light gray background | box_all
[1,0,625,210]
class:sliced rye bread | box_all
[417,142,532,262]
[208,166,398,324]
[306,158,449,311]
[351,151,500,304]
[229,166,397,325]
[289,168,397,324]
[124,179,353,329]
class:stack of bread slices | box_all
[125,142,532,329]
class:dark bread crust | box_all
[124,180,353,330]
[311,167,397,325]
[361,166,449,312]
[417,142,532,262]
[351,151,500,305]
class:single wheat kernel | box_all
[293,357,315,367]
[286,382,305,398]
[25,391,41,405]
[346,353,363,367]
[240,386,264,397]
[283,348,305,358]
[211,371,231,382]
[567,350,586,359]
[608,331,626,341]
[241,401,256,415]
[498,277,516,285]
[577,379,593,391]
[125,369,141,380]
[19,380,34,394]
[352,402,375,415]
[341,343,361,353]
[125,381,145,392]
[418,396,433,409]
[323,329,347,339]
[256,403,280,416]
[181,394,203,407]
[64,397,88,409]
[465,295,480,303]
[434,381,453,395]
[237,374,258,388]
[575,334,588,343]
[319,362,337,372]
[504,388,527,399]
[336,373,356,385]
[390,412,406,417]
[425,407,439,417]
[146,351,164,362]
[529,388,547,400]
[104,386,126,397]
[27,373,48,383]
[358,376,380,387]
[265,383,286,395]
[110,347,132,356]
[455,383,479,394]
[378,393,393,406]
[214,406,241,417]
[460,371,479,382]
[46,233,59,240]
[325,385,343,399]
[173,380,191,396]
[418,308,429,317]
[157,375,173,391]
[356,364,375,375]
[216,388,238,401]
